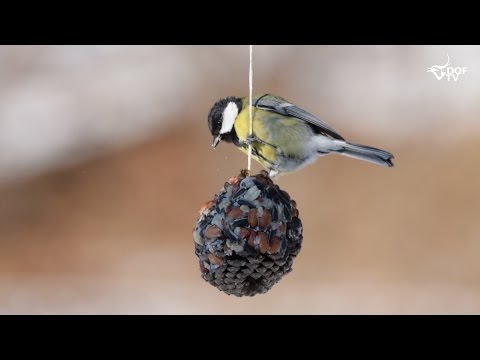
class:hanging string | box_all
[247,45,253,172]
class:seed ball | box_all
[192,169,303,297]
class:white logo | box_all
[427,54,467,81]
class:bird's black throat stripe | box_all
[222,127,238,144]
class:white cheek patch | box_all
[219,102,238,134]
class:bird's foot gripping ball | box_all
[193,170,303,297]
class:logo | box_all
[427,54,467,81]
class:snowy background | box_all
[1,45,479,314]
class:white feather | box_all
[313,136,342,152]
[219,102,238,134]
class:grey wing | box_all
[253,94,345,140]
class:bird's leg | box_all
[245,134,278,150]
[244,134,257,145]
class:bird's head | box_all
[208,96,243,148]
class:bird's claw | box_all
[245,135,256,146]
[245,135,278,150]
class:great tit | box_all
[208,94,394,177]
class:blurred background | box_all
[1,45,479,314]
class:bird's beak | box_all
[212,135,221,148]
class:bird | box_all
[208,93,394,178]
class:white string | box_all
[247,45,253,172]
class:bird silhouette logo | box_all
[427,54,451,80]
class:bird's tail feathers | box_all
[333,140,394,168]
